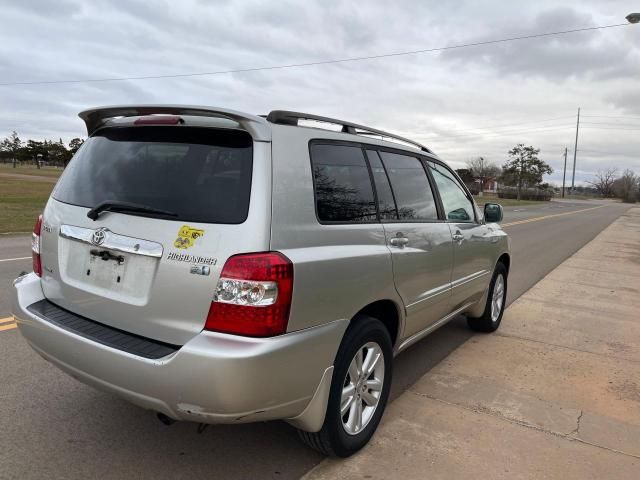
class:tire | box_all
[297,315,393,457]
[467,262,508,333]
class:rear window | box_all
[53,126,253,224]
[310,143,377,223]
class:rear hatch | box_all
[38,123,271,345]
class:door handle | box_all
[452,231,465,243]
[389,233,409,248]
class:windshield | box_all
[53,126,253,224]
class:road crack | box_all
[568,410,583,437]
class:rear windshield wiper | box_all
[87,201,178,221]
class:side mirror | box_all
[484,203,503,223]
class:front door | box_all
[427,161,494,310]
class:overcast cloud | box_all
[1,0,639,184]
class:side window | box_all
[310,143,377,223]
[379,151,438,221]
[428,161,476,222]
[365,150,398,220]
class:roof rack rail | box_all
[266,110,432,154]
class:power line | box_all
[431,122,574,137]
[409,112,639,139]
[421,121,640,142]
[580,125,640,131]
[419,124,575,141]
[417,115,576,135]
[581,122,640,129]
[406,111,639,140]
[582,114,640,120]
[578,148,635,156]
[0,22,631,87]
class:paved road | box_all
[0,200,630,480]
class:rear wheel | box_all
[297,315,393,457]
[467,262,507,333]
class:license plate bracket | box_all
[86,250,126,285]
[90,248,125,265]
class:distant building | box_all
[472,176,498,193]
[482,177,498,192]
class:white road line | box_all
[0,256,31,263]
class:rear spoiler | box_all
[78,105,272,141]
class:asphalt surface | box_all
[0,199,630,480]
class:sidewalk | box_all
[304,207,640,479]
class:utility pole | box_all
[570,107,580,194]
[562,147,567,198]
[479,156,484,196]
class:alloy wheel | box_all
[340,342,385,436]
[491,274,505,322]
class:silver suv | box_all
[13,106,510,457]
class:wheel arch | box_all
[497,252,511,275]
[465,252,510,318]
[352,299,402,349]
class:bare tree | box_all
[466,156,500,194]
[613,169,638,203]
[587,168,617,197]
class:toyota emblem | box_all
[91,228,108,246]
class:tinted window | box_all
[365,150,398,220]
[53,126,253,224]
[428,161,475,222]
[379,152,438,221]
[310,144,377,222]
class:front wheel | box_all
[467,262,508,333]
[297,315,393,457]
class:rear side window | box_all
[378,152,438,221]
[53,126,253,224]
[310,144,377,223]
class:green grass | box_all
[0,163,63,178]
[473,196,549,208]
[0,177,55,233]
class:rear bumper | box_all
[12,273,346,428]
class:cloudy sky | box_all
[1,0,639,185]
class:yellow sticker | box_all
[174,225,205,249]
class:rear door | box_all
[366,150,454,339]
[38,125,270,345]
[427,160,494,310]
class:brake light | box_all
[133,115,183,125]
[32,214,43,277]
[204,252,293,337]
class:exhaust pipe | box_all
[156,412,176,426]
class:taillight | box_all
[32,214,43,277]
[205,252,293,337]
